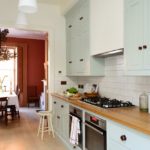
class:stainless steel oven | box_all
[85,112,106,150]
[69,105,83,149]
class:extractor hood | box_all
[93,48,124,58]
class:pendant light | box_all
[16,12,28,26]
[18,0,38,14]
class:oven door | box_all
[85,121,106,150]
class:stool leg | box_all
[49,115,55,138]
[47,116,51,135]
[41,116,45,140]
[37,116,42,136]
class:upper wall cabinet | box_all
[65,0,104,76]
[90,0,123,55]
[124,0,150,75]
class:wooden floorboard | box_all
[0,108,67,150]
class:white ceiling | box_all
[38,0,69,5]
[37,0,78,15]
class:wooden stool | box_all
[37,111,55,140]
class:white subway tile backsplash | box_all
[75,55,150,106]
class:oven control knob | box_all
[120,135,127,141]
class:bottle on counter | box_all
[139,92,148,112]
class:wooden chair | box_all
[27,86,39,107]
[7,105,16,120]
[0,97,8,125]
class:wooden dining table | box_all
[0,92,19,111]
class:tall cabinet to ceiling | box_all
[90,0,123,55]
[65,0,104,76]
[124,0,150,75]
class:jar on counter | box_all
[139,92,148,112]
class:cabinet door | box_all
[75,0,90,75]
[66,7,80,76]
[90,0,123,55]
[76,33,90,75]
[108,138,131,150]
[52,99,59,133]
[143,0,150,69]
[107,120,150,150]
[124,0,144,70]
[60,102,69,141]
[78,0,89,35]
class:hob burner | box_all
[81,96,134,108]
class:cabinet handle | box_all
[57,116,60,119]
[73,146,76,149]
[138,46,142,50]
[120,135,127,141]
[69,61,72,64]
[68,25,72,28]
[80,59,84,62]
[79,16,84,20]
[143,45,147,49]
[61,105,64,108]
[53,101,56,104]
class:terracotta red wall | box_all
[7,37,45,96]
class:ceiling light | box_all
[16,12,28,25]
[18,0,38,14]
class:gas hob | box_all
[81,96,134,108]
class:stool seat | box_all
[37,111,54,140]
[38,111,51,116]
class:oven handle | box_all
[69,113,82,121]
[84,122,104,135]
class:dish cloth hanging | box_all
[69,116,81,145]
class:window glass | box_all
[0,47,17,92]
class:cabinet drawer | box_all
[107,120,150,150]
[107,121,130,147]
[107,138,130,150]
[59,101,69,113]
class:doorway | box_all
[2,28,48,109]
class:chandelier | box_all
[0,29,17,61]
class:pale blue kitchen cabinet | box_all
[108,139,130,150]
[107,120,150,150]
[124,0,150,75]
[52,98,69,144]
[65,0,104,76]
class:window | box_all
[0,47,17,92]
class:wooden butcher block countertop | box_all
[51,93,150,135]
